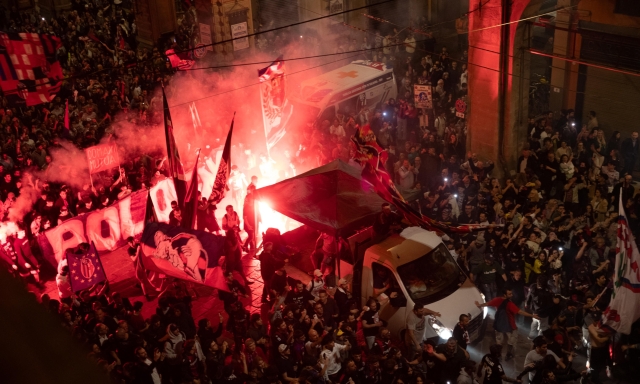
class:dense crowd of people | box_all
[2,3,640,384]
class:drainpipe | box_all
[497,0,511,176]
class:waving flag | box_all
[208,113,234,205]
[258,56,290,154]
[257,56,284,82]
[350,127,493,235]
[135,192,163,296]
[66,242,106,292]
[162,86,187,208]
[182,150,200,230]
[138,222,228,291]
[600,191,640,334]
[165,49,195,70]
[0,32,63,106]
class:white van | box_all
[289,60,397,124]
[342,227,486,343]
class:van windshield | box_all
[396,244,466,305]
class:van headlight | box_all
[429,317,453,340]
[479,293,488,318]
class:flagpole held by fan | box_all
[592,286,608,309]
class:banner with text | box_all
[85,143,120,174]
[231,22,249,51]
[38,189,147,268]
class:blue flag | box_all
[66,242,106,292]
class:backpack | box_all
[494,298,514,333]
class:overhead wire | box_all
[5,2,573,89]
[164,37,499,109]
[167,41,605,110]
[352,5,640,94]
[3,2,626,107]
[167,51,365,109]
[165,0,398,59]
[1,0,399,95]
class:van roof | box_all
[365,227,443,266]
[298,61,393,105]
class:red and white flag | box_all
[0,33,63,106]
[257,56,283,82]
[600,190,640,334]
[258,56,289,153]
[165,49,194,71]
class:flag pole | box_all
[593,286,608,308]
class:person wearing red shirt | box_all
[475,288,539,360]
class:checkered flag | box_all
[0,32,63,106]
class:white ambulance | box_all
[289,60,397,123]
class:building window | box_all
[615,0,640,17]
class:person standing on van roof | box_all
[316,232,339,278]
[373,203,403,240]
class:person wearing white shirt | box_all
[396,159,416,190]
[319,336,350,380]
[307,270,326,299]
[135,347,163,384]
[559,154,575,180]
[457,361,479,384]
[382,33,392,55]
[404,34,416,54]
[405,303,440,360]
[56,265,73,301]
[329,119,346,137]
[523,336,565,381]
[435,112,447,139]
